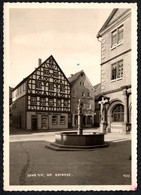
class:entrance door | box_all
[41,116,48,130]
[32,116,37,130]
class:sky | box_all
[9,7,113,87]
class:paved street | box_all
[10,128,131,185]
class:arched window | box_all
[112,104,124,122]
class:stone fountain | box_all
[46,99,109,150]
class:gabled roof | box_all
[68,70,94,91]
[12,55,70,91]
[68,70,83,86]
[97,8,130,38]
[97,9,118,38]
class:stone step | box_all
[45,142,109,151]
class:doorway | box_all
[32,116,37,130]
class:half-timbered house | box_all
[11,55,71,130]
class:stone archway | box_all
[106,99,124,133]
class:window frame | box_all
[49,83,54,91]
[60,116,66,125]
[112,104,124,122]
[48,98,54,106]
[52,115,58,125]
[31,96,37,106]
[111,60,123,81]
[60,84,65,92]
[36,80,42,89]
[111,24,124,49]
[40,97,46,106]
[43,68,50,75]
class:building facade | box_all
[97,9,131,133]
[11,55,71,130]
[68,70,95,128]
[93,83,101,127]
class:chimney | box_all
[38,58,42,66]
[70,74,74,77]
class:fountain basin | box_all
[55,132,105,146]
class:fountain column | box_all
[77,99,83,135]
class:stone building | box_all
[97,8,131,133]
[11,55,71,130]
[68,70,95,128]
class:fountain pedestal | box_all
[46,99,109,151]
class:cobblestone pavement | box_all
[9,128,131,186]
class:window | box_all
[40,97,46,106]
[87,92,90,97]
[36,81,42,89]
[111,60,123,80]
[49,83,54,91]
[60,116,65,125]
[31,96,37,105]
[86,104,91,109]
[54,71,58,77]
[111,30,117,47]
[72,91,76,97]
[48,98,53,106]
[82,92,85,97]
[112,104,124,122]
[118,25,124,43]
[60,85,65,92]
[64,100,68,107]
[52,116,57,125]
[111,25,123,48]
[57,99,61,107]
[44,68,49,75]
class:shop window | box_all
[111,60,123,80]
[40,97,46,106]
[48,98,53,106]
[36,80,42,89]
[31,96,37,105]
[112,104,124,122]
[52,116,57,125]
[111,25,123,48]
[60,116,65,125]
